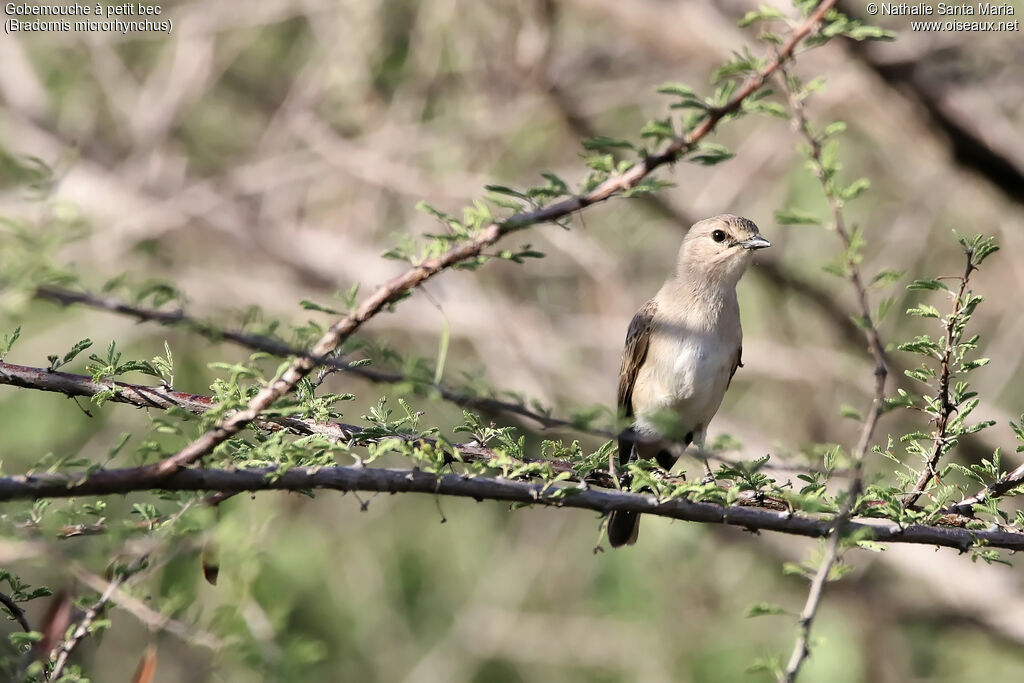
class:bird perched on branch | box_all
[608,214,770,547]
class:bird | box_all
[607,214,770,547]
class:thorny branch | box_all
[952,459,1024,514]
[778,59,889,682]
[904,253,976,507]
[72,567,225,651]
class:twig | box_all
[0,359,613,488]
[0,591,31,632]
[48,560,142,679]
[72,568,225,651]
[34,286,592,435]
[951,460,1024,515]
[778,57,889,682]
[903,253,975,507]
[0,464,1018,551]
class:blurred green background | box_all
[2,0,1024,680]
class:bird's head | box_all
[677,214,770,286]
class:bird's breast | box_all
[634,323,739,427]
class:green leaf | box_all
[484,185,528,200]
[640,118,675,141]
[907,278,948,291]
[655,83,698,99]
[822,121,847,138]
[839,404,861,421]
[906,304,941,319]
[846,24,896,41]
[840,178,870,200]
[961,358,990,372]
[1,326,21,361]
[62,338,93,366]
[774,208,821,226]
[300,300,342,315]
[746,602,788,617]
[876,296,895,322]
[742,100,788,118]
[687,143,733,166]
[581,136,636,151]
[738,5,785,27]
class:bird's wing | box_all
[617,298,657,418]
[726,346,743,389]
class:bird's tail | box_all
[608,426,642,547]
[607,510,640,547]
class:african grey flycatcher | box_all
[608,214,770,547]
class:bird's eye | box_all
[711,229,726,243]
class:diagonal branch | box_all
[48,557,147,680]
[0,591,31,633]
[952,459,1024,515]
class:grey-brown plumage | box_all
[608,214,769,547]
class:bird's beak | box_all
[737,235,771,250]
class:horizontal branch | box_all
[0,464,1021,552]
[1,360,1019,550]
